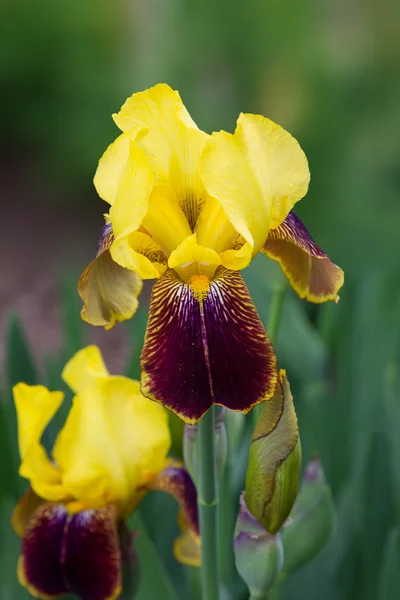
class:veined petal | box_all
[18,503,69,598]
[62,345,109,394]
[142,185,192,255]
[140,268,277,424]
[19,503,121,600]
[110,230,167,280]
[235,114,310,229]
[114,84,209,230]
[168,233,221,281]
[13,384,66,502]
[63,506,121,600]
[53,377,170,511]
[79,223,143,329]
[150,459,200,567]
[262,212,344,303]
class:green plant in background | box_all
[2,2,400,597]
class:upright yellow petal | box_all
[235,113,310,229]
[62,346,109,394]
[109,142,154,240]
[200,114,310,255]
[200,129,266,254]
[113,83,199,136]
[53,377,170,511]
[14,383,63,459]
[94,132,131,205]
[114,84,209,231]
[13,384,66,501]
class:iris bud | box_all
[281,455,336,574]
[183,409,227,486]
[245,370,302,534]
[234,493,284,598]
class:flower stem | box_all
[253,284,286,423]
[198,406,219,600]
[267,284,285,345]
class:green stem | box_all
[253,285,286,422]
[267,285,285,345]
[198,406,219,600]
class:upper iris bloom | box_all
[79,84,344,424]
[12,346,199,600]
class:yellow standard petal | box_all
[200,113,310,255]
[235,113,310,230]
[109,142,154,241]
[114,83,209,232]
[200,129,268,255]
[13,383,66,501]
[62,345,109,394]
[53,377,170,512]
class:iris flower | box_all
[12,346,199,600]
[79,84,344,423]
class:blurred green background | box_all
[1,0,400,599]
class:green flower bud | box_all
[281,455,336,574]
[234,493,284,598]
[245,370,302,534]
[183,409,227,486]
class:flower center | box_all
[188,274,210,301]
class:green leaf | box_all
[128,511,180,600]
[5,314,37,388]
[4,315,38,498]
[378,529,400,600]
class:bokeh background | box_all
[1,1,400,599]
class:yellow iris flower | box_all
[79,84,344,423]
[12,346,199,600]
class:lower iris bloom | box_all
[78,84,344,423]
[12,346,199,600]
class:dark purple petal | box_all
[63,505,121,600]
[19,503,69,597]
[151,459,199,536]
[263,211,344,303]
[140,268,277,423]
[19,504,122,600]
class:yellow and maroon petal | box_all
[262,211,344,303]
[140,268,277,424]
[150,459,200,567]
[78,222,143,329]
[18,503,69,598]
[150,459,199,536]
[19,503,121,600]
[63,506,121,600]
[12,487,44,537]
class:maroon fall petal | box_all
[63,506,121,600]
[19,503,122,600]
[263,211,344,303]
[19,503,69,598]
[140,267,277,423]
[151,459,199,536]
